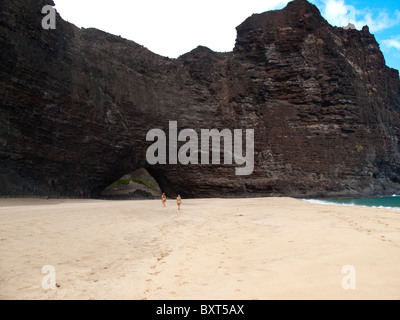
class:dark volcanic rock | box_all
[1,0,399,199]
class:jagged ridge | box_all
[0,0,399,198]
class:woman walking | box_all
[177,195,182,210]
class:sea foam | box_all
[301,199,400,210]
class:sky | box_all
[53,0,400,72]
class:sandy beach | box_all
[0,197,399,300]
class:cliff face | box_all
[1,0,399,198]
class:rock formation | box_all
[1,0,399,199]
[100,169,162,200]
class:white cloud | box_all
[381,37,400,51]
[317,0,400,33]
[355,9,400,33]
[320,0,356,27]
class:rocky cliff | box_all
[1,0,400,199]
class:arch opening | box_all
[99,168,162,200]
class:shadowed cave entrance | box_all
[100,168,163,200]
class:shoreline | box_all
[1,192,398,200]
[1,197,399,300]
[1,194,398,212]
[301,198,400,211]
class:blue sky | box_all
[54,0,400,72]
[312,0,400,72]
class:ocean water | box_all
[303,195,400,210]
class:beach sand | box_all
[0,197,399,300]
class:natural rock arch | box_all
[1,0,400,199]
